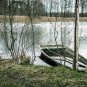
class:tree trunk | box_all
[73,0,79,71]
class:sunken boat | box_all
[39,45,87,69]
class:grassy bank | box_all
[0,15,87,23]
[0,61,87,87]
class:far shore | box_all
[0,15,87,23]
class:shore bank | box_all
[0,15,87,23]
[0,61,87,87]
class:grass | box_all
[0,61,87,87]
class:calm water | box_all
[0,22,87,66]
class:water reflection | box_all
[0,22,87,65]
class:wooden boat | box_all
[39,45,87,68]
[39,48,61,66]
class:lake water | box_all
[0,22,87,66]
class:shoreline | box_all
[0,15,87,23]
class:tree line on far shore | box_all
[0,0,87,17]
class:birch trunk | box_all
[73,0,79,70]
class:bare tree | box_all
[73,0,80,71]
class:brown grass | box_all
[0,15,87,23]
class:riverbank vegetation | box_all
[0,16,87,23]
[0,60,87,87]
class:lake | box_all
[0,22,87,66]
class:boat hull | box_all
[39,45,87,68]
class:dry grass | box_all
[0,15,87,23]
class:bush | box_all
[20,58,31,65]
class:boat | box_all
[39,45,87,69]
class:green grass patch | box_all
[0,63,87,87]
